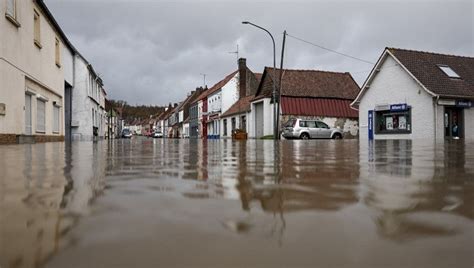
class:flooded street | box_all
[1,139,473,268]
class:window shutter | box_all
[37,100,46,132]
[53,106,60,133]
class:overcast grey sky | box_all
[45,0,473,106]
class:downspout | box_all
[434,95,439,143]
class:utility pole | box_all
[277,31,287,140]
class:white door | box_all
[255,103,264,138]
[25,94,32,135]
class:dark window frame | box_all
[374,107,412,135]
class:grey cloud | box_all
[46,0,473,105]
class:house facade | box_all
[70,56,107,141]
[1,0,74,144]
[249,68,360,139]
[219,61,261,139]
[351,48,474,141]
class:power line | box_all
[285,33,375,65]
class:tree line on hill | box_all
[108,99,165,123]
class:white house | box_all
[1,0,75,144]
[70,56,107,141]
[351,47,474,142]
[219,59,261,138]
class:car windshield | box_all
[123,129,131,134]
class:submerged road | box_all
[1,138,473,268]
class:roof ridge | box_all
[264,66,350,75]
[387,47,474,60]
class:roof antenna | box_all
[199,73,206,87]
[228,44,239,62]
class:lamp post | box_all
[242,21,278,140]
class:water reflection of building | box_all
[0,142,107,268]
[236,141,360,214]
[359,140,474,240]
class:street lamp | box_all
[242,21,279,140]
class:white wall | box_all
[358,55,435,140]
[220,73,239,115]
[71,56,105,141]
[208,90,222,114]
[62,46,74,86]
[0,0,65,137]
[463,107,474,141]
[248,98,274,138]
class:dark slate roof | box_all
[220,95,254,118]
[254,68,360,101]
[388,48,474,98]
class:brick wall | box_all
[0,134,18,144]
[0,134,64,144]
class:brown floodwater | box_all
[0,138,473,268]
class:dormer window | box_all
[438,65,461,79]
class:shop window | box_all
[375,108,412,134]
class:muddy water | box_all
[0,139,473,268]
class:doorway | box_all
[255,102,264,138]
[444,107,464,139]
[25,94,32,135]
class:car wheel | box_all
[333,133,342,140]
[300,133,310,140]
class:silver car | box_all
[282,119,343,140]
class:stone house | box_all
[351,47,474,141]
[1,0,75,144]
[249,68,360,139]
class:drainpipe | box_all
[434,95,439,142]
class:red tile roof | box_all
[220,95,254,118]
[281,97,358,118]
[388,48,474,98]
[255,68,360,100]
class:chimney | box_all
[174,103,178,108]
[238,58,247,99]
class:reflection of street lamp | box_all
[242,21,278,139]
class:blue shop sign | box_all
[456,100,472,108]
[390,103,408,112]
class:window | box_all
[299,120,307,127]
[241,115,246,131]
[53,105,60,133]
[231,117,236,131]
[316,121,329,129]
[375,108,412,134]
[438,65,461,79]
[223,119,227,136]
[55,38,61,67]
[6,0,20,27]
[37,100,46,132]
[34,9,41,48]
[306,121,317,128]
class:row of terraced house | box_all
[152,48,474,142]
[151,58,360,139]
[0,0,123,144]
